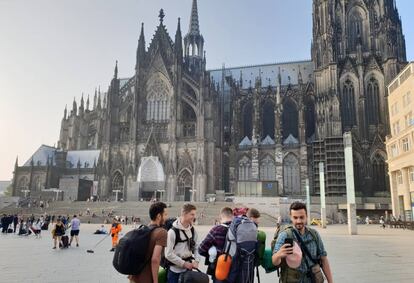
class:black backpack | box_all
[113,225,158,275]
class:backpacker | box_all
[270,225,320,281]
[160,218,196,269]
[113,225,158,275]
[223,216,258,283]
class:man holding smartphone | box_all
[272,202,333,283]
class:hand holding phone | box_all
[284,238,294,254]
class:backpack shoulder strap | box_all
[284,226,294,239]
[172,227,180,249]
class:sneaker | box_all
[110,248,115,252]
[76,244,79,247]
[52,247,56,249]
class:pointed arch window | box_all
[260,155,276,181]
[341,80,356,130]
[283,153,300,195]
[366,78,380,125]
[239,156,252,181]
[242,102,253,139]
[262,101,275,139]
[372,154,387,192]
[146,77,170,123]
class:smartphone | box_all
[284,238,293,248]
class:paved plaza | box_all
[1,224,413,283]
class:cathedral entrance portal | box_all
[137,156,165,201]
[178,169,193,201]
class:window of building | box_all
[397,171,403,185]
[403,91,412,107]
[391,103,399,116]
[405,112,413,128]
[409,167,414,183]
[402,137,411,152]
[393,121,400,135]
[390,143,399,158]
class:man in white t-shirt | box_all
[69,215,81,247]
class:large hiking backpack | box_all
[113,225,158,275]
[224,216,258,283]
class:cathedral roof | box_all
[239,136,253,147]
[23,145,57,167]
[209,60,314,90]
[66,150,100,169]
[261,135,275,145]
[283,134,299,145]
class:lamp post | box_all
[305,178,311,226]
[344,132,357,235]
[113,190,121,202]
[157,189,166,201]
[51,189,62,201]
[319,162,327,229]
[21,189,30,198]
[189,189,197,202]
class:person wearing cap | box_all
[272,202,333,283]
[110,217,122,252]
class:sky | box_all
[0,0,413,181]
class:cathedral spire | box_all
[97,93,102,109]
[14,156,18,169]
[136,23,146,71]
[159,9,165,24]
[175,18,183,61]
[86,94,90,111]
[189,0,200,35]
[64,105,67,119]
[72,97,77,116]
[93,88,97,110]
[114,60,118,79]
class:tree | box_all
[3,184,13,197]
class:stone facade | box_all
[12,0,408,201]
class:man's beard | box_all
[295,223,304,230]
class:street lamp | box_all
[113,190,121,202]
[157,189,166,201]
[21,189,30,198]
[189,189,197,202]
[51,189,62,201]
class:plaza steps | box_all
[0,200,277,226]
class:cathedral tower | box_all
[312,0,406,196]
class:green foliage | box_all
[3,184,13,197]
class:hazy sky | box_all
[0,0,413,181]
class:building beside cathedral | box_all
[12,0,408,205]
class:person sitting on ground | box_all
[94,225,108,235]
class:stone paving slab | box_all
[1,224,414,282]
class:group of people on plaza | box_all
[113,201,334,283]
[1,213,51,237]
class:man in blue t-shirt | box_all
[69,215,81,247]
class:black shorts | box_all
[70,230,79,236]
